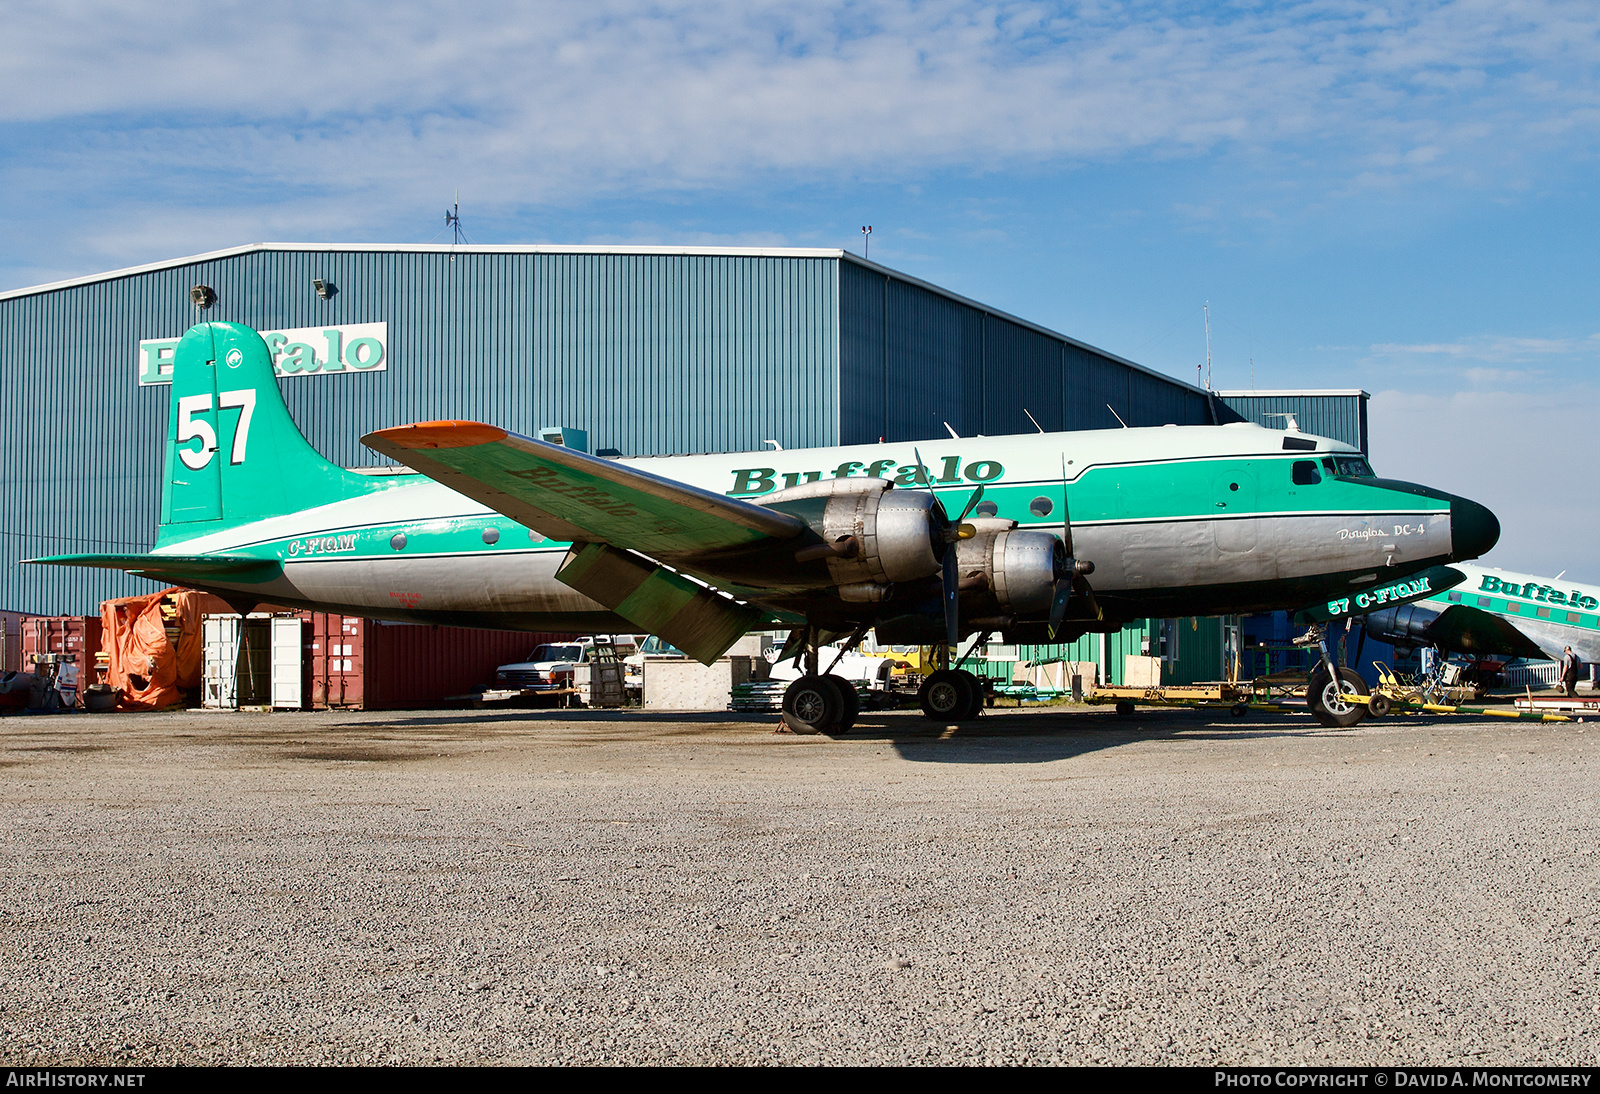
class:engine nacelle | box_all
[757,478,947,593]
[952,520,1064,616]
[1362,603,1438,651]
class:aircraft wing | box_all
[362,421,805,553]
[363,421,811,665]
[1424,604,1549,661]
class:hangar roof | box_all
[1,241,1202,397]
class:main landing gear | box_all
[918,668,986,722]
[777,625,863,736]
[776,626,990,733]
[781,673,859,736]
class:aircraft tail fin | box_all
[158,322,395,546]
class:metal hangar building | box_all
[0,242,1360,626]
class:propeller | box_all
[915,446,983,652]
[1048,456,1098,639]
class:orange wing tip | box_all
[372,421,508,450]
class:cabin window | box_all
[1537,606,1551,618]
[974,501,998,518]
[1292,461,1321,486]
[1029,497,1054,518]
[1448,592,1462,602]
[1507,602,1520,613]
[1478,596,1491,607]
[1568,612,1582,623]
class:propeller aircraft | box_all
[1361,561,1600,667]
[30,322,1502,733]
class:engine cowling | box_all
[1362,603,1438,652]
[756,478,947,599]
[952,519,1065,616]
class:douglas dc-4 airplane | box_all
[30,322,1501,732]
[1362,560,1600,667]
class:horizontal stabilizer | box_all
[555,542,761,665]
[25,553,283,584]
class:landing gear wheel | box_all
[955,669,985,720]
[1115,700,1135,716]
[782,675,842,735]
[824,674,859,733]
[1367,693,1392,718]
[1307,667,1369,728]
[920,670,975,722]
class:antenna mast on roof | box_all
[1204,301,1213,392]
[445,191,465,246]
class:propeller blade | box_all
[957,483,985,523]
[914,442,961,649]
[1047,578,1073,640]
[1059,456,1074,559]
[1075,571,1101,621]
[943,546,960,650]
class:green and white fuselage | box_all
[1364,561,1600,664]
[144,428,1471,623]
[32,323,1501,650]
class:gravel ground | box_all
[1,702,1597,1066]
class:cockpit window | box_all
[1292,460,1321,486]
[1329,456,1374,478]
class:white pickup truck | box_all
[487,636,639,700]
[493,642,588,693]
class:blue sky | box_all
[4,0,1598,574]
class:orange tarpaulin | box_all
[99,588,233,711]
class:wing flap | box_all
[362,421,804,554]
[556,542,763,664]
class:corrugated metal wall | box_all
[1012,617,1223,687]
[1215,392,1369,453]
[233,250,840,466]
[2,245,1220,615]
[1018,623,1154,687]
[838,258,1218,443]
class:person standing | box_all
[1559,646,1582,698]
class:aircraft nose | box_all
[1449,494,1500,561]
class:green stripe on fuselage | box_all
[185,454,1442,570]
[827,456,1446,526]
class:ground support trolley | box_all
[1086,682,1297,719]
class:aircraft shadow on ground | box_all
[855,709,1338,764]
[352,705,1337,766]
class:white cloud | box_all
[6,0,1600,288]
[5,0,1599,203]
[1371,335,1600,361]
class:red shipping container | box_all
[21,616,104,681]
[1,611,22,674]
[300,613,575,710]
